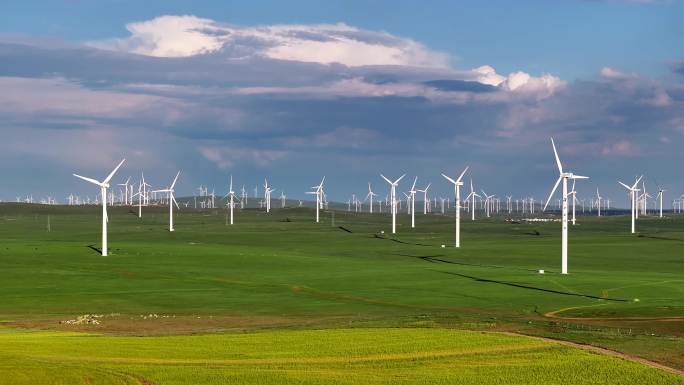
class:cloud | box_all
[672,61,684,75]
[600,66,636,80]
[0,15,682,200]
[90,15,450,68]
[600,140,638,156]
[198,146,287,169]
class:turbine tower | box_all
[543,138,588,275]
[365,183,378,214]
[618,176,643,234]
[381,173,405,234]
[465,179,480,221]
[153,171,181,232]
[306,177,325,223]
[442,166,469,248]
[224,175,236,225]
[409,177,418,228]
[73,158,125,256]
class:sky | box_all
[1,0,683,206]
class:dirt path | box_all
[505,332,683,377]
[544,305,684,322]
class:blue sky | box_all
[0,0,682,205]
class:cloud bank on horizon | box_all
[0,14,682,199]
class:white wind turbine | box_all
[306,177,325,223]
[596,188,602,217]
[656,185,665,218]
[409,177,418,228]
[153,171,181,232]
[73,158,125,256]
[381,174,405,234]
[417,183,431,215]
[118,177,131,206]
[618,176,642,234]
[224,175,236,225]
[365,183,378,214]
[442,166,469,248]
[465,179,480,221]
[543,138,588,275]
[264,179,274,213]
[481,190,495,217]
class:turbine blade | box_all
[456,166,469,183]
[170,171,181,189]
[441,173,457,185]
[380,174,392,185]
[551,138,563,174]
[73,174,103,186]
[103,159,126,184]
[543,176,562,211]
[618,181,631,190]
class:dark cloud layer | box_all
[0,16,682,203]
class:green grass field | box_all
[0,203,682,383]
[1,328,681,385]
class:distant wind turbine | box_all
[381,173,405,234]
[618,176,643,234]
[442,166,469,248]
[153,171,181,232]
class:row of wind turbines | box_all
[71,139,673,274]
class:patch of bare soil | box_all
[12,313,346,336]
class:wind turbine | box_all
[224,175,236,225]
[409,177,418,228]
[465,179,480,221]
[417,183,431,215]
[118,177,131,206]
[73,158,125,256]
[264,179,274,213]
[656,185,665,218]
[153,171,181,232]
[306,177,325,223]
[618,176,642,234]
[380,173,405,234]
[365,183,378,214]
[481,190,495,217]
[442,166,469,248]
[543,138,588,275]
[596,188,602,217]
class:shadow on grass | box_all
[87,244,102,255]
[374,234,433,247]
[435,270,629,302]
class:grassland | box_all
[0,203,682,383]
[1,328,681,385]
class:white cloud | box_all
[91,15,450,68]
[500,71,565,98]
[472,65,506,86]
[599,66,636,80]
